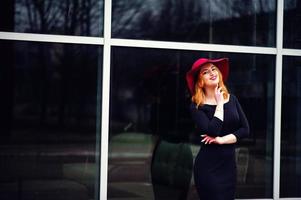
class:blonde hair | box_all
[192,67,229,108]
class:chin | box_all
[212,82,219,86]
[209,80,219,86]
[206,83,218,88]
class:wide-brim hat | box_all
[186,58,229,95]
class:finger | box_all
[215,87,219,94]
[202,137,208,143]
[201,134,207,137]
[215,86,221,93]
[205,137,213,144]
[201,137,208,142]
[203,137,210,144]
[215,86,219,94]
[220,91,225,97]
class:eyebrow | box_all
[200,65,215,73]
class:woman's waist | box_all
[198,144,236,155]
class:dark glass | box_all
[112,0,276,46]
[281,56,301,197]
[0,0,103,36]
[284,1,301,49]
[0,40,102,200]
[108,47,275,199]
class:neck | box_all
[204,86,216,101]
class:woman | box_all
[186,58,249,200]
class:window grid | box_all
[0,0,301,199]
[0,32,104,45]
[1,31,301,57]
[100,0,112,199]
[274,0,284,199]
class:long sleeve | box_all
[232,96,250,141]
[190,103,223,137]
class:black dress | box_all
[190,94,249,200]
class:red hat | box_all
[186,58,229,95]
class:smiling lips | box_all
[210,75,217,80]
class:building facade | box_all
[0,0,301,199]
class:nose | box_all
[209,69,215,75]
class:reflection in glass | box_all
[284,1,301,49]
[0,0,103,36]
[112,0,276,46]
[0,40,102,200]
[281,56,301,197]
[108,47,274,199]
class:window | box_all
[0,40,102,200]
[281,56,301,197]
[108,47,274,199]
[283,1,301,49]
[112,0,276,46]
[0,0,103,36]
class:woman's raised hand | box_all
[215,86,225,105]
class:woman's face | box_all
[198,63,220,87]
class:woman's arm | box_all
[202,95,249,145]
[190,103,223,137]
[232,95,250,141]
[201,133,237,144]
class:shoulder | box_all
[189,102,211,114]
[189,102,198,111]
[229,94,244,107]
[229,93,239,102]
[189,102,205,111]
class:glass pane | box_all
[112,0,276,46]
[281,56,301,197]
[0,0,103,36]
[108,47,274,199]
[0,40,102,200]
[283,1,301,49]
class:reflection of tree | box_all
[15,0,103,36]
[112,0,276,44]
[112,0,198,41]
[10,42,99,134]
[45,44,98,129]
